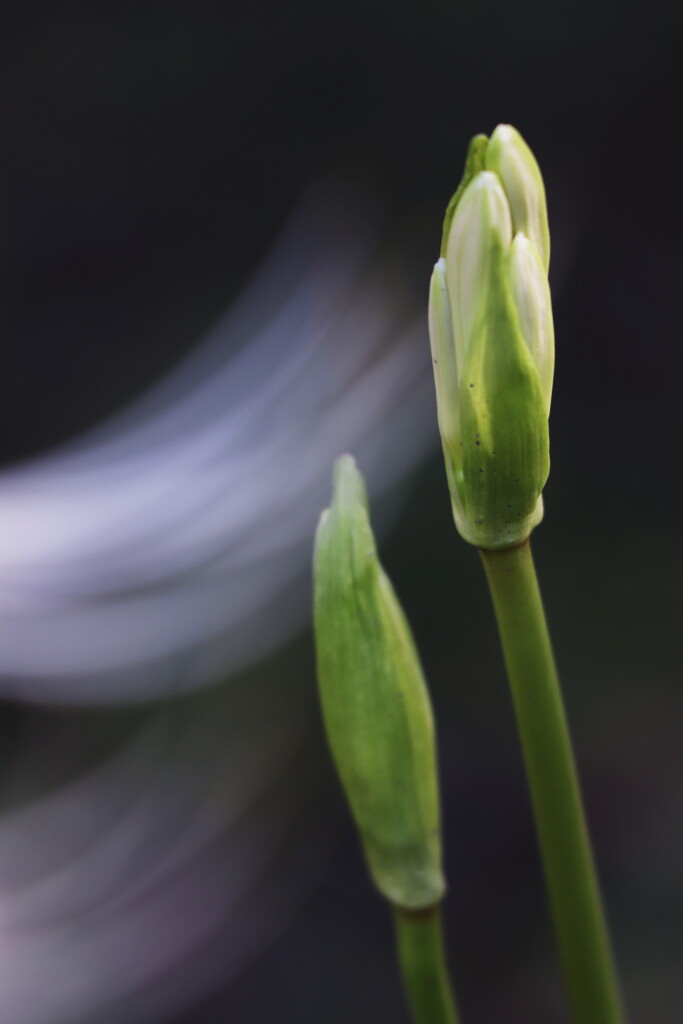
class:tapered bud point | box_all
[440,132,489,257]
[485,124,550,272]
[314,456,445,909]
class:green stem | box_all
[394,904,460,1024]
[480,539,624,1024]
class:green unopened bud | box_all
[313,455,445,909]
[428,125,554,550]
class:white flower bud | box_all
[445,171,512,367]
[485,124,550,272]
[428,126,555,549]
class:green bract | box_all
[429,124,554,550]
[313,455,445,910]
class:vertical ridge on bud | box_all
[314,456,445,909]
[508,234,555,414]
[429,259,460,453]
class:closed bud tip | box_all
[485,124,550,272]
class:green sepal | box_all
[313,456,445,909]
[457,237,549,549]
[440,133,489,257]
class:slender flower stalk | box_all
[481,541,624,1024]
[313,455,460,1024]
[428,125,625,1023]
[394,906,459,1024]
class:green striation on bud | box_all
[313,455,445,910]
[429,124,554,549]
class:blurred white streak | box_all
[0,695,326,1024]
[0,190,436,703]
[0,192,437,1023]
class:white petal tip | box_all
[491,124,516,142]
[512,232,531,250]
[474,170,500,190]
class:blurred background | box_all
[1,2,682,1021]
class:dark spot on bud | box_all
[469,382,474,388]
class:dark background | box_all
[2,2,682,1022]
